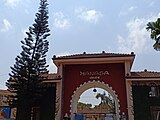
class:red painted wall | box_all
[62,63,127,116]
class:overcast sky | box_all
[0,0,160,89]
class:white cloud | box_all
[117,13,160,54]
[148,1,155,7]
[21,28,29,39]
[119,6,137,17]
[24,9,30,14]
[53,12,71,30]
[118,11,128,17]
[75,7,103,24]
[56,52,71,57]
[0,19,12,32]
[0,84,7,89]
[48,52,71,73]
[3,0,20,8]
[129,6,137,11]
[48,59,57,73]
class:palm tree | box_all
[96,91,110,104]
[96,92,115,112]
[96,92,105,104]
[146,18,160,50]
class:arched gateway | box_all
[70,80,120,120]
[52,52,135,120]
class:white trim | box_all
[54,56,134,66]
[69,80,120,120]
[55,82,62,120]
[125,61,131,76]
[55,64,63,120]
[126,80,134,120]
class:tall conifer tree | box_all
[6,0,50,119]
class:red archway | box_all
[53,52,135,119]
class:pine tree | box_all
[6,0,50,119]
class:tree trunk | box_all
[40,87,56,120]
[16,99,32,120]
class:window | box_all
[151,106,160,120]
[149,84,159,97]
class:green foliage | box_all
[146,18,160,50]
[77,102,92,109]
[6,0,50,119]
[95,91,115,112]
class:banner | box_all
[75,114,84,120]
[0,107,10,119]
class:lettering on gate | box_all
[80,71,109,80]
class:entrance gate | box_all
[52,52,135,120]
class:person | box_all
[121,112,127,120]
[105,113,113,120]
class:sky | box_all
[0,0,160,89]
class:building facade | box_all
[1,52,160,120]
[0,90,16,119]
[52,52,160,120]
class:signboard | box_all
[0,107,10,119]
[75,114,84,120]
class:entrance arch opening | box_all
[77,87,116,120]
[70,80,120,120]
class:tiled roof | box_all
[52,52,135,60]
[128,71,160,78]
[0,90,11,94]
[42,73,61,80]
